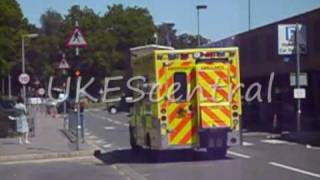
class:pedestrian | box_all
[9,97,30,144]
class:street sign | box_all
[18,73,30,85]
[294,88,306,99]
[65,27,88,48]
[37,88,45,96]
[278,24,307,55]
[58,54,70,69]
[290,72,308,86]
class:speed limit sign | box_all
[18,73,30,85]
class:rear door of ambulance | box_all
[196,52,233,129]
[159,54,197,147]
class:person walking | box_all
[9,97,30,144]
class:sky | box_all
[17,0,320,41]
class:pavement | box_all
[0,110,94,162]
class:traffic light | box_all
[75,69,81,77]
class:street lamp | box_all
[22,33,39,104]
[248,0,251,30]
[196,5,207,47]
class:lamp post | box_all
[196,5,207,47]
[248,0,251,30]
[22,33,38,104]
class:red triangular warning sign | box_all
[58,55,70,69]
[65,27,88,48]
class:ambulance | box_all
[129,45,242,156]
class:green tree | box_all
[0,0,25,77]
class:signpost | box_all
[58,53,70,131]
[290,72,308,87]
[65,21,88,150]
[278,24,306,132]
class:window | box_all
[173,72,187,101]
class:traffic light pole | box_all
[76,47,81,151]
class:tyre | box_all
[207,148,227,158]
[129,126,140,151]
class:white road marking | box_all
[243,141,254,146]
[306,144,320,150]
[0,156,93,165]
[104,126,116,130]
[123,123,129,127]
[84,132,91,136]
[114,121,122,125]
[103,144,113,148]
[107,118,114,122]
[117,147,130,150]
[261,139,296,145]
[227,150,251,159]
[269,162,320,178]
[88,135,97,139]
[95,140,106,144]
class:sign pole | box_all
[76,47,81,151]
[65,20,88,150]
[296,24,302,132]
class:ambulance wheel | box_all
[129,126,140,152]
[207,148,227,158]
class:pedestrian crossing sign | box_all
[66,27,88,48]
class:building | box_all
[210,8,320,132]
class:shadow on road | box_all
[94,148,233,165]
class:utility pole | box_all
[295,24,302,132]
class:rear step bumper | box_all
[198,128,240,148]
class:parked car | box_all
[106,96,133,114]
[0,99,17,137]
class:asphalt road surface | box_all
[1,108,319,180]
[85,108,320,180]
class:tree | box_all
[0,0,25,77]
[156,23,210,48]
[176,33,209,48]
[156,23,177,46]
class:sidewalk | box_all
[0,111,94,162]
[280,132,320,146]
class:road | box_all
[1,108,319,180]
[85,109,320,180]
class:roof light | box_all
[216,51,225,57]
[193,52,201,59]
[180,53,189,60]
[168,53,177,60]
